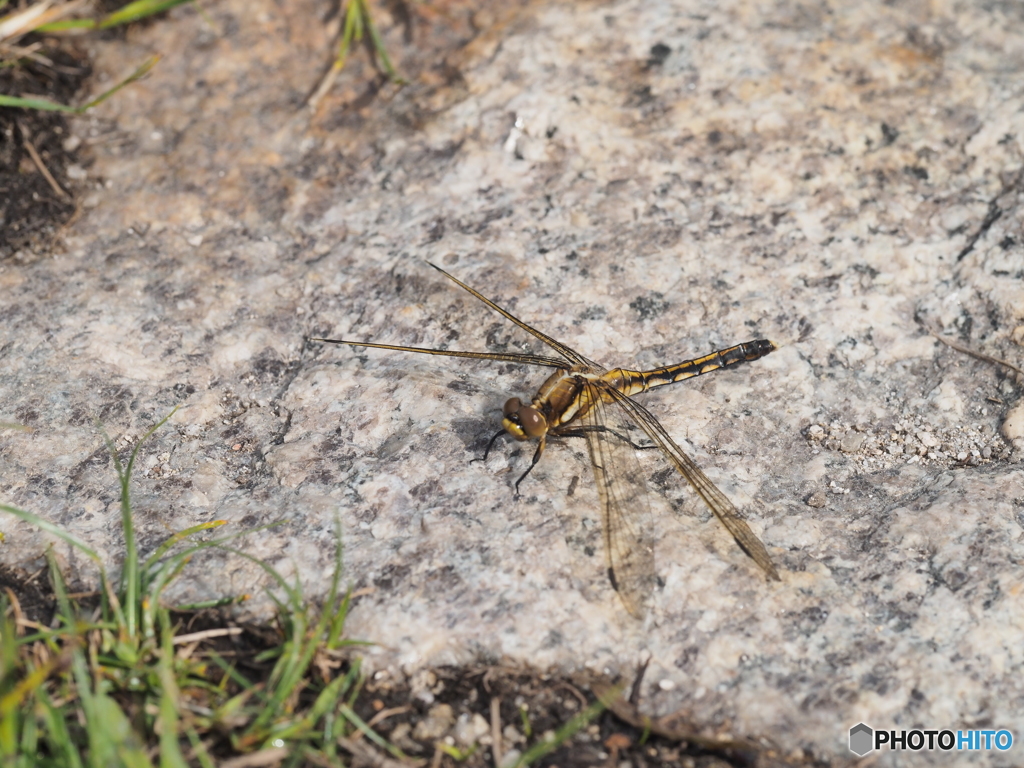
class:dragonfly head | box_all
[502,397,547,440]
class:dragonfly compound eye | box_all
[518,405,547,438]
[501,401,547,440]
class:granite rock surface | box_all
[2,0,1024,764]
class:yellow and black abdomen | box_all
[614,339,776,396]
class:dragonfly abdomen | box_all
[616,339,776,395]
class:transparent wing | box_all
[312,338,568,368]
[578,381,657,618]
[426,262,602,370]
[604,387,780,581]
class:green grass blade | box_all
[207,653,260,698]
[326,589,352,650]
[0,652,60,723]
[36,688,84,768]
[1,513,121,632]
[47,549,112,768]
[247,636,309,735]
[19,706,38,768]
[361,2,400,81]
[157,611,188,768]
[0,504,102,563]
[212,545,301,608]
[184,726,216,768]
[346,0,365,43]
[0,94,79,111]
[99,0,193,28]
[34,18,99,32]
[0,599,19,760]
[94,694,152,768]
[337,703,408,759]
[173,595,247,611]
[142,521,281,603]
[336,0,364,68]
[44,549,76,633]
[0,56,158,113]
[511,695,610,767]
[105,407,178,640]
[142,557,191,635]
[267,670,352,743]
[341,659,363,710]
[142,521,227,573]
[79,56,159,111]
[323,516,348,649]
[140,520,280,630]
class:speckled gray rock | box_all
[2,0,1023,765]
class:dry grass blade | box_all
[219,747,290,768]
[337,736,426,767]
[490,696,502,768]
[171,626,244,645]
[308,0,403,110]
[0,0,87,44]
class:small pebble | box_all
[806,491,828,508]
[841,432,866,452]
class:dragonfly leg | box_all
[513,436,547,497]
[554,425,656,450]
[473,428,508,463]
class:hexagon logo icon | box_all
[849,722,874,756]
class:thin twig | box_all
[18,123,70,200]
[366,705,413,729]
[172,626,244,645]
[347,704,415,746]
[930,331,1024,381]
[555,681,588,710]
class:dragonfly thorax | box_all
[502,397,548,440]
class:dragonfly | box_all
[313,263,780,617]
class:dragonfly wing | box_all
[604,387,780,581]
[426,262,605,370]
[312,338,568,368]
[578,381,657,618]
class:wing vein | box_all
[579,381,656,617]
[427,262,598,368]
[312,338,568,368]
[599,385,780,581]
